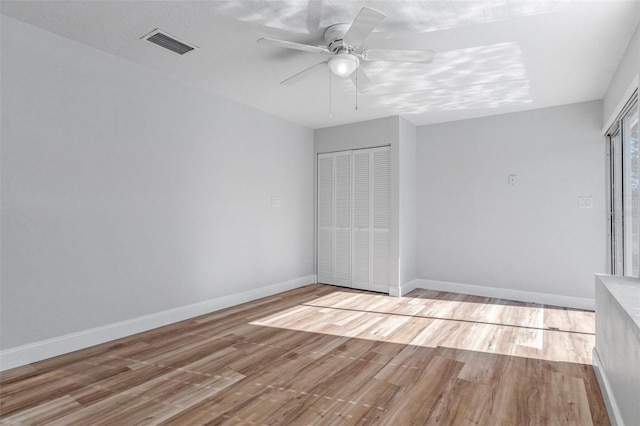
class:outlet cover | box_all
[578,197,593,209]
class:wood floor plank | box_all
[0,395,82,425]
[426,378,495,425]
[377,354,464,425]
[0,284,610,425]
[546,371,594,425]
[0,364,39,387]
[491,356,550,425]
[67,364,173,406]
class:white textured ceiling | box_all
[2,1,639,129]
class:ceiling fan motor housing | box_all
[324,23,352,53]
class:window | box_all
[608,91,639,276]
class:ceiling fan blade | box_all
[281,61,328,86]
[350,67,373,92]
[343,7,386,48]
[361,49,435,63]
[257,37,330,54]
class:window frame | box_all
[607,90,639,276]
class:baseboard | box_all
[412,279,595,310]
[389,279,419,297]
[0,275,316,372]
[593,347,623,426]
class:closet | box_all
[317,146,390,292]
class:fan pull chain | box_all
[329,68,332,118]
[355,70,359,110]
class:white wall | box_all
[314,116,400,291]
[416,101,607,301]
[603,20,639,127]
[314,117,399,153]
[1,16,314,351]
[398,118,417,289]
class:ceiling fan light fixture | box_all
[329,54,359,77]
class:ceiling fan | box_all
[257,7,435,89]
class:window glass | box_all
[622,103,639,276]
[611,130,623,274]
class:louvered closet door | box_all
[370,147,390,292]
[317,154,334,284]
[352,150,371,290]
[317,147,389,292]
[334,152,352,287]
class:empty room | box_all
[1,1,639,424]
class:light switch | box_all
[508,175,517,186]
[271,196,281,207]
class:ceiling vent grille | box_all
[142,29,197,55]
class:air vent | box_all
[142,29,197,55]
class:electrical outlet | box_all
[578,197,593,209]
[271,196,281,207]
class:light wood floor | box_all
[0,284,609,425]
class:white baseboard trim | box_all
[0,275,316,372]
[593,347,623,426]
[412,279,595,310]
[389,279,419,297]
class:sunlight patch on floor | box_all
[250,290,594,364]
